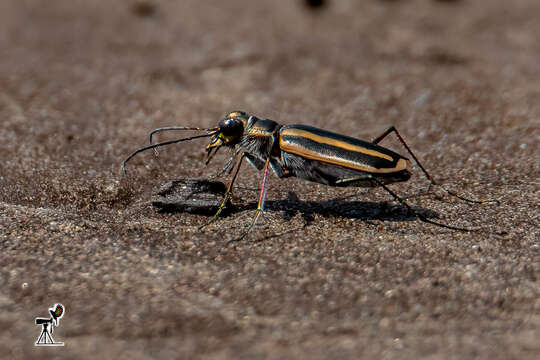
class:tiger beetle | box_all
[122,111,498,242]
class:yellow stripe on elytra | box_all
[281,128,394,161]
[280,134,408,173]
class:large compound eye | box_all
[219,118,243,136]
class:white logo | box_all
[35,303,65,346]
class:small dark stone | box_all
[426,46,468,66]
[304,0,327,9]
[131,1,157,18]
[152,179,230,215]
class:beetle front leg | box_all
[199,154,245,230]
[228,158,271,244]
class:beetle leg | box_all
[205,145,221,165]
[245,154,266,170]
[335,175,375,187]
[278,168,294,178]
[339,175,478,232]
[372,126,498,205]
[367,175,481,232]
[211,152,237,178]
[269,158,294,179]
[199,154,245,230]
[371,126,396,144]
[227,158,271,244]
[225,153,238,174]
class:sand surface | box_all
[1,0,538,358]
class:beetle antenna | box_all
[149,126,218,156]
[122,132,216,174]
[150,126,217,145]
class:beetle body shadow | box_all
[156,190,439,227]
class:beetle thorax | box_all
[238,118,280,162]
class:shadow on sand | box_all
[157,191,439,228]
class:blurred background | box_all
[0,0,538,359]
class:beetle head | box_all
[204,111,251,164]
[206,111,249,150]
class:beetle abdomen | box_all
[280,151,411,187]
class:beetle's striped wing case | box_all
[279,124,410,175]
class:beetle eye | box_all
[219,118,243,136]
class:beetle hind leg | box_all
[339,175,479,232]
[371,126,498,205]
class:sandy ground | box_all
[0,0,539,359]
